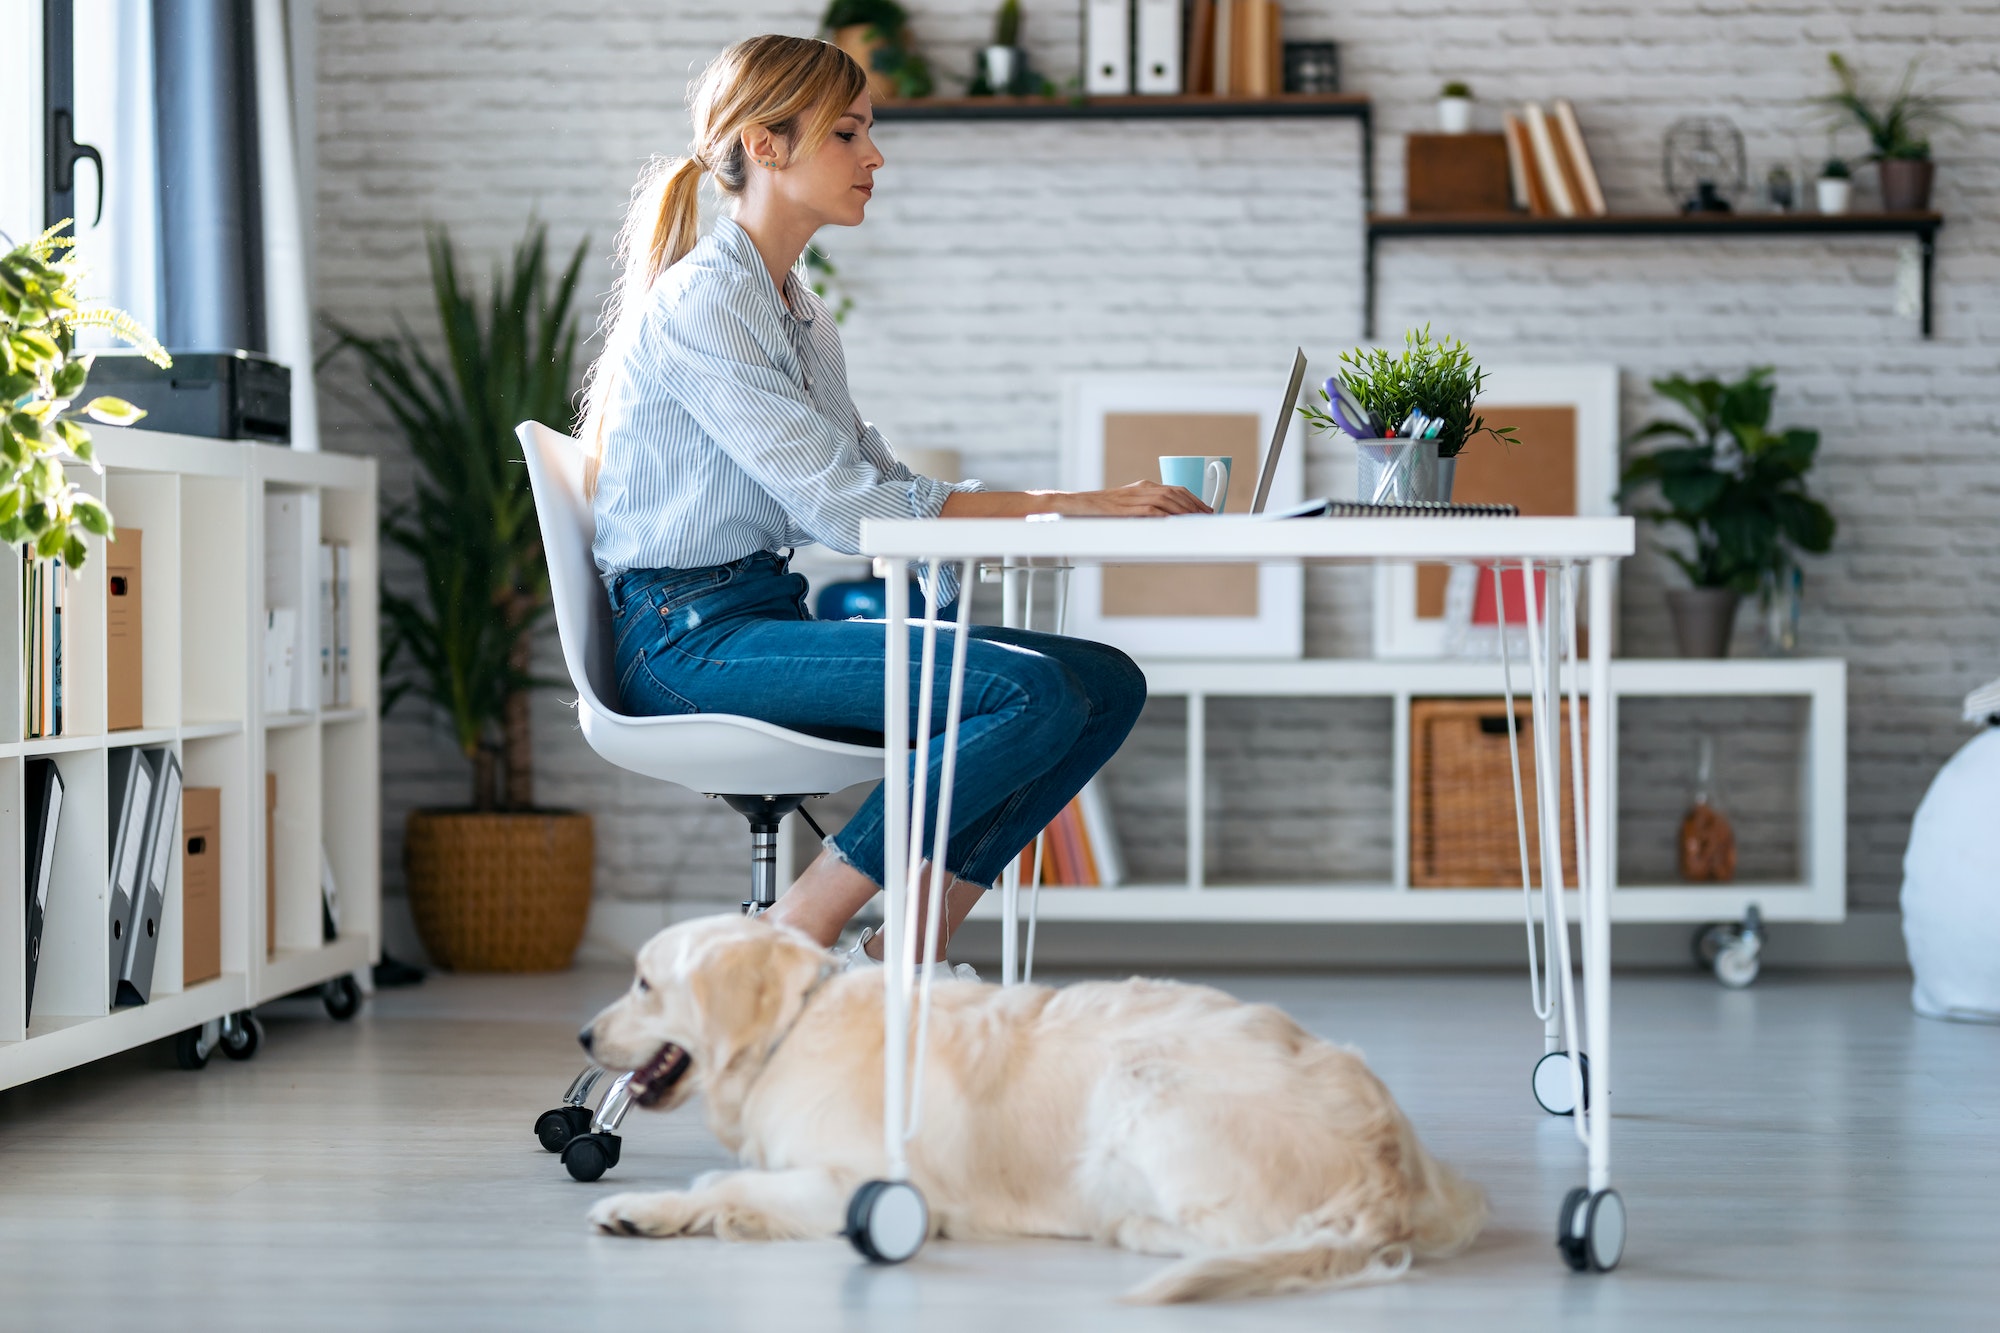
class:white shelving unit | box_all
[0,427,378,1091]
[967,657,1845,927]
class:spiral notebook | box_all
[1267,499,1521,519]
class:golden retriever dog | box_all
[579,914,1485,1303]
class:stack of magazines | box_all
[21,551,64,738]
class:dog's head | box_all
[579,915,829,1112]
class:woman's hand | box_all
[941,483,1211,519]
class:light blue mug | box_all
[1159,454,1231,512]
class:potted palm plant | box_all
[1619,368,1835,658]
[1812,52,1955,212]
[330,223,595,971]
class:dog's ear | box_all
[687,927,824,1075]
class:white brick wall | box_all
[315,1,2000,923]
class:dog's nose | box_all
[577,1024,595,1055]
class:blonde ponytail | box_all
[579,35,867,494]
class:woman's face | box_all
[747,93,883,229]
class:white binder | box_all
[1084,0,1132,95]
[105,747,154,1005]
[1135,0,1182,94]
[118,748,181,1006]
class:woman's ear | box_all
[741,124,785,171]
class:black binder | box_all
[105,748,155,1007]
[23,759,64,1026]
[117,748,182,1006]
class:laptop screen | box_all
[1249,348,1309,515]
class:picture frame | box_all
[1060,374,1305,659]
[1370,364,1621,658]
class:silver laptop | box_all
[1249,348,1309,515]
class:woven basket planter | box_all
[406,811,594,971]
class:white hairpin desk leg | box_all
[998,565,1024,986]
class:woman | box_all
[583,35,1205,969]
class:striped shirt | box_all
[590,215,985,584]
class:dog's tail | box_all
[1125,1146,1487,1305]
[1124,1232,1413,1305]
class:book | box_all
[107,528,143,730]
[1551,99,1607,216]
[23,758,64,1025]
[1502,111,1534,211]
[1232,0,1277,97]
[1522,103,1578,217]
[1078,780,1125,886]
[1186,0,1216,94]
[1213,0,1232,95]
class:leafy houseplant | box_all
[1816,157,1851,214]
[1,223,166,566]
[1438,81,1473,133]
[329,222,594,971]
[1618,367,1835,657]
[823,0,935,100]
[1812,52,1956,211]
[977,0,1030,96]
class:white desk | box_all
[850,514,1636,1273]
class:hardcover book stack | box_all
[1503,99,1608,217]
[1027,782,1125,887]
[21,551,65,738]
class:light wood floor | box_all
[3,959,1996,1331]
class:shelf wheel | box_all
[219,1011,263,1061]
[1694,905,1764,989]
[322,974,363,1021]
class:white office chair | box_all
[516,421,883,1181]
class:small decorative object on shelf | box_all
[976,0,1029,96]
[1437,80,1473,133]
[1299,326,1516,504]
[1816,157,1853,214]
[1282,41,1340,94]
[1618,367,1835,660]
[1765,164,1796,213]
[0,221,158,566]
[1811,51,1957,213]
[1679,735,1737,883]
[1762,565,1803,656]
[824,0,934,101]
[1663,116,1747,213]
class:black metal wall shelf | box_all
[1365,212,1944,339]
[874,94,1375,213]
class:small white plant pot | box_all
[1437,97,1473,133]
[1816,177,1851,215]
[983,46,1021,95]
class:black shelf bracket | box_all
[1364,212,1943,340]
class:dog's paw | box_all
[588,1191,700,1238]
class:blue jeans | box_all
[607,551,1146,889]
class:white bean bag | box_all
[1901,726,2000,1023]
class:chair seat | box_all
[579,700,884,797]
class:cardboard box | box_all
[107,529,143,731]
[266,772,278,957]
[183,787,222,986]
[1406,132,1512,215]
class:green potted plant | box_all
[1299,326,1515,504]
[1812,52,1956,212]
[982,0,1026,96]
[1816,157,1852,214]
[329,223,596,971]
[823,0,934,101]
[1618,367,1835,658]
[1438,80,1473,133]
[0,222,167,567]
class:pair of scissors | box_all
[1324,378,1380,438]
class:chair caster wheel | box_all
[535,1105,594,1153]
[1532,1049,1591,1116]
[1557,1186,1625,1273]
[845,1179,928,1264]
[220,1011,263,1061]
[322,975,363,1020]
[175,1027,212,1070]
[561,1132,621,1182]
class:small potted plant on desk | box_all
[1299,326,1514,504]
[1813,52,1956,212]
[330,223,596,971]
[1618,367,1835,659]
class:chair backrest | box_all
[517,421,619,718]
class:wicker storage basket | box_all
[406,811,594,971]
[1411,698,1588,888]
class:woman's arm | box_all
[942,482,1211,519]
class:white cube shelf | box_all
[0,427,378,1091]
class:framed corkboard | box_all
[1062,376,1304,658]
[1373,365,1620,658]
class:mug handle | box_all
[1203,459,1228,511]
